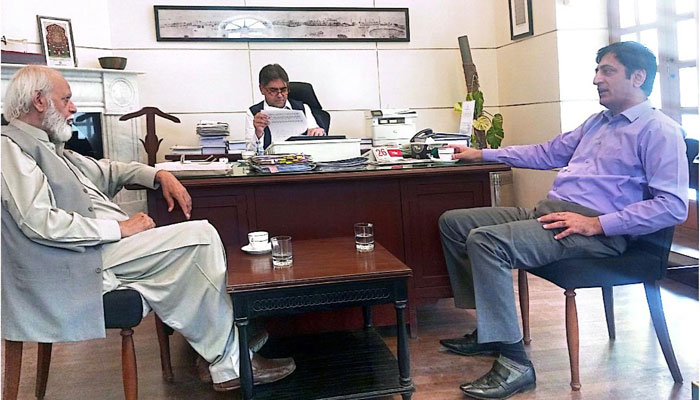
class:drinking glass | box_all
[271,236,293,268]
[354,223,375,252]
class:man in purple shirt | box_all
[438,42,688,399]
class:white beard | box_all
[42,100,73,144]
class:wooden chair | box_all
[518,226,682,390]
[3,289,174,400]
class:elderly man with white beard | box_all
[1,65,296,392]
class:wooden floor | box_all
[4,274,698,400]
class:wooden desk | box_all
[149,162,509,331]
[228,237,414,400]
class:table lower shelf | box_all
[253,329,414,400]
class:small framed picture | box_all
[508,0,534,40]
[37,16,77,67]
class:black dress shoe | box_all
[459,356,536,400]
[439,329,499,356]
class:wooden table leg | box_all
[395,299,413,396]
[363,306,373,328]
[236,317,253,400]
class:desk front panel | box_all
[148,164,508,311]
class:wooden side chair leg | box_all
[3,340,23,400]
[601,286,616,340]
[518,270,531,345]
[121,328,138,400]
[154,314,174,382]
[564,289,581,391]
[644,281,683,383]
[35,343,52,399]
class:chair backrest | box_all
[288,81,331,133]
[627,225,675,278]
[685,138,698,195]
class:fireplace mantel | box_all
[1,63,147,214]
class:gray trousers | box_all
[439,199,628,344]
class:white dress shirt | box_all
[244,100,321,152]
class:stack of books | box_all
[227,140,247,155]
[197,121,229,154]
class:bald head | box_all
[3,65,76,143]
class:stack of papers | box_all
[196,121,230,136]
[197,120,230,154]
[248,153,315,174]
[155,161,232,177]
[170,145,202,155]
[227,140,247,154]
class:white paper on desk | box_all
[459,100,475,136]
[155,161,231,177]
[262,108,307,142]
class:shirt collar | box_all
[602,100,652,123]
[263,100,291,110]
[9,120,61,153]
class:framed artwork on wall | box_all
[508,0,533,40]
[154,6,410,42]
[37,15,77,67]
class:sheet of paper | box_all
[459,100,475,136]
[262,108,307,143]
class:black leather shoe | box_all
[459,356,536,399]
[439,330,499,356]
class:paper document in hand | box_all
[262,108,307,143]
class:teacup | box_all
[437,147,455,161]
[248,231,269,250]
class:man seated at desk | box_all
[245,63,325,153]
[438,42,687,399]
[1,65,295,393]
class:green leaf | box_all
[453,102,463,112]
[471,90,484,119]
[486,124,504,149]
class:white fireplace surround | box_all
[1,64,147,214]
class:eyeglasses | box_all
[265,86,288,95]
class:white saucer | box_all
[241,243,272,255]
[429,157,459,164]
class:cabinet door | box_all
[149,187,253,251]
[401,173,491,300]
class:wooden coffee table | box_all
[228,237,414,400]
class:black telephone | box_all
[410,128,435,143]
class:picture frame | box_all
[508,0,534,40]
[37,15,77,67]
[154,6,410,42]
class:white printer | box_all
[365,109,417,146]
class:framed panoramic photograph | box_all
[508,0,533,40]
[37,15,77,67]
[154,6,410,42]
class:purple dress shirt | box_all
[482,101,688,236]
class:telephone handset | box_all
[410,128,434,143]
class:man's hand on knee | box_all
[118,212,156,237]
[538,212,603,240]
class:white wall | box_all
[493,0,609,208]
[101,0,499,160]
[2,0,613,209]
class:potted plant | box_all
[454,90,504,149]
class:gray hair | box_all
[3,65,56,122]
